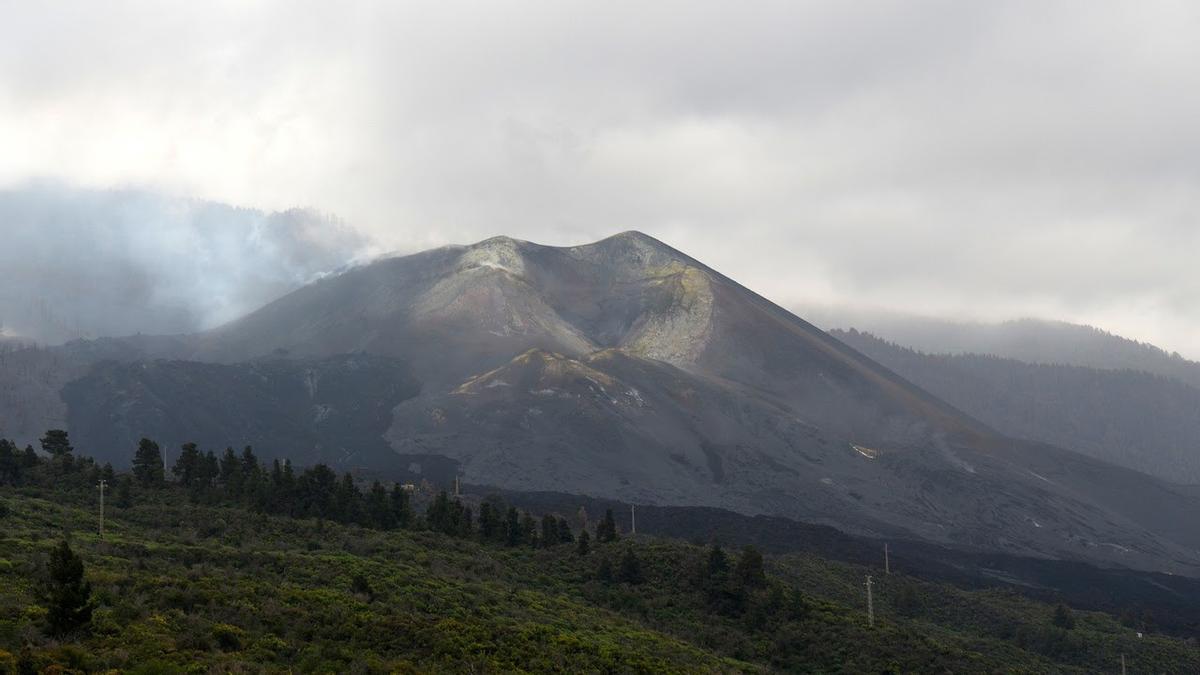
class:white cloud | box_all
[1,1,1198,355]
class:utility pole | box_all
[97,479,107,538]
[884,543,890,574]
[630,504,636,535]
[865,575,875,627]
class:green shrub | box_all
[211,623,245,651]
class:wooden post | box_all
[865,575,875,627]
[98,479,107,538]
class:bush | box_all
[211,623,246,651]
[176,627,214,652]
[351,573,375,601]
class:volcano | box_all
[10,232,1200,573]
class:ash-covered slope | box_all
[170,231,1200,573]
[192,232,988,447]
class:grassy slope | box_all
[1,487,1197,673]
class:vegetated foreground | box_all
[2,446,1196,672]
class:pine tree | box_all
[540,514,559,547]
[240,446,259,476]
[172,443,201,486]
[702,543,746,615]
[274,459,296,513]
[557,517,575,544]
[505,507,522,547]
[390,483,411,528]
[114,475,133,508]
[132,438,165,487]
[298,464,337,519]
[427,491,451,533]
[23,444,39,468]
[40,429,73,458]
[0,439,21,484]
[617,546,644,584]
[336,473,362,524]
[219,447,242,496]
[42,540,95,637]
[41,429,74,472]
[576,529,591,556]
[734,545,766,588]
[479,502,497,541]
[240,447,262,500]
[196,451,220,495]
[368,481,395,530]
[596,508,619,543]
[459,505,474,538]
[706,544,729,580]
[520,512,538,548]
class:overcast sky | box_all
[2,1,1199,356]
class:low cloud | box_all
[0,183,369,343]
[1,2,1198,356]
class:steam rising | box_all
[0,184,369,343]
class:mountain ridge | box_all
[805,310,1200,388]
[834,328,1200,485]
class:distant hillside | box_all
[834,329,1200,484]
[807,311,1200,389]
[60,354,420,469]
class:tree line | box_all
[2,430,659,557]
[4,428,775,642]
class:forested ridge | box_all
[819,318,1200,389]
[834,329,1200,484]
